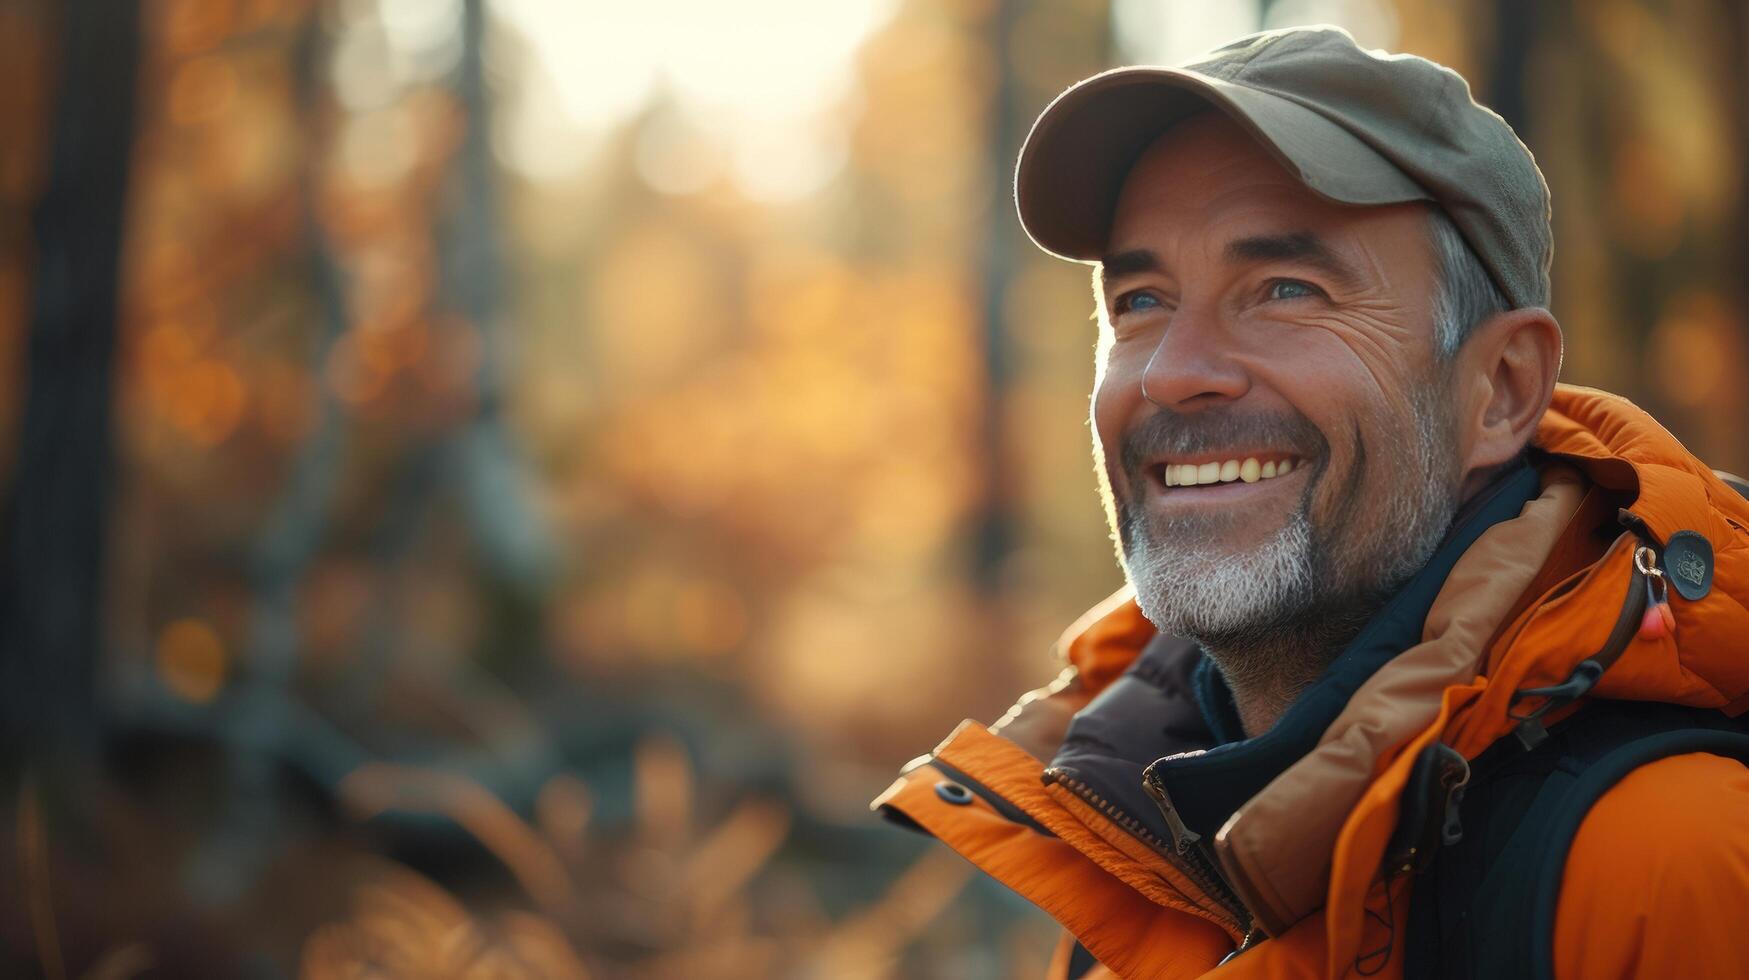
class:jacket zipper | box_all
[1509,526,1658,746]
[1042,766,1253,934]
[1219,926,1266,965]
[1139,761,1255,932]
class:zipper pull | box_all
[1511,527,1662,750]
[1634,546,1674,640]
[1141,763,1201,851]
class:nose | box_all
[1139,302,1250,409]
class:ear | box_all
[1454,307,1563,499]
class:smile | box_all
[1157,455,1302,488]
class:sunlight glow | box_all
[1112,0,1399,67]
[490,0,894,198]
[1112,0,1261,66]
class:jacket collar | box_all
[1047,461,1541,855]
[1153,462,1541,841]
[878,385,1749,970]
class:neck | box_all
[1196,602,1374,737]
[1204,644,1330,738]
[1217,651,1322,735]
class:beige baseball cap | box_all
[1014,25,1552,309]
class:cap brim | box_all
[1015,67,1433,262]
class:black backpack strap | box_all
[1406,702,1749,979]
[1510,728,1749,979]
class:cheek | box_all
[1246,350,1374,512]
[1275,306,1428,415]
[1091,352,1145,464]
[1240,284,1442,537]
[1247,311,1431,443]
[1300,387,1422,530]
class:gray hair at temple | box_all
[1427,206,1517,359]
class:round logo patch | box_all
[1663,530,1714,602]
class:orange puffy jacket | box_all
[873,385,1749,979]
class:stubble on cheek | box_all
[1309,380,1462,596]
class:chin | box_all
[1121,507,1317,636]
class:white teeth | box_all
[1164,457,1299,488]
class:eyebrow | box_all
[1098,248,1162,294]
[1225,231,1363,288]
[1098,231,1364,294]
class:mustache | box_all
[1118,406,1327,481]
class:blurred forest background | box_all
[1,0,1745,977]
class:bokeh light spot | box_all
[155,618,228,703]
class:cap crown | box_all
[1014,26,1554,310]
[1186,27,1551,307]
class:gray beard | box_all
[1122,504,1317,641]
[1111,387,1460,686]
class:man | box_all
[872,26,1749,979]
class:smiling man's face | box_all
[1092,111,1465,661]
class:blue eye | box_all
[1266,280,1320,301]
[1114,291,1163,315]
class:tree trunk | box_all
[0,0,142,768]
